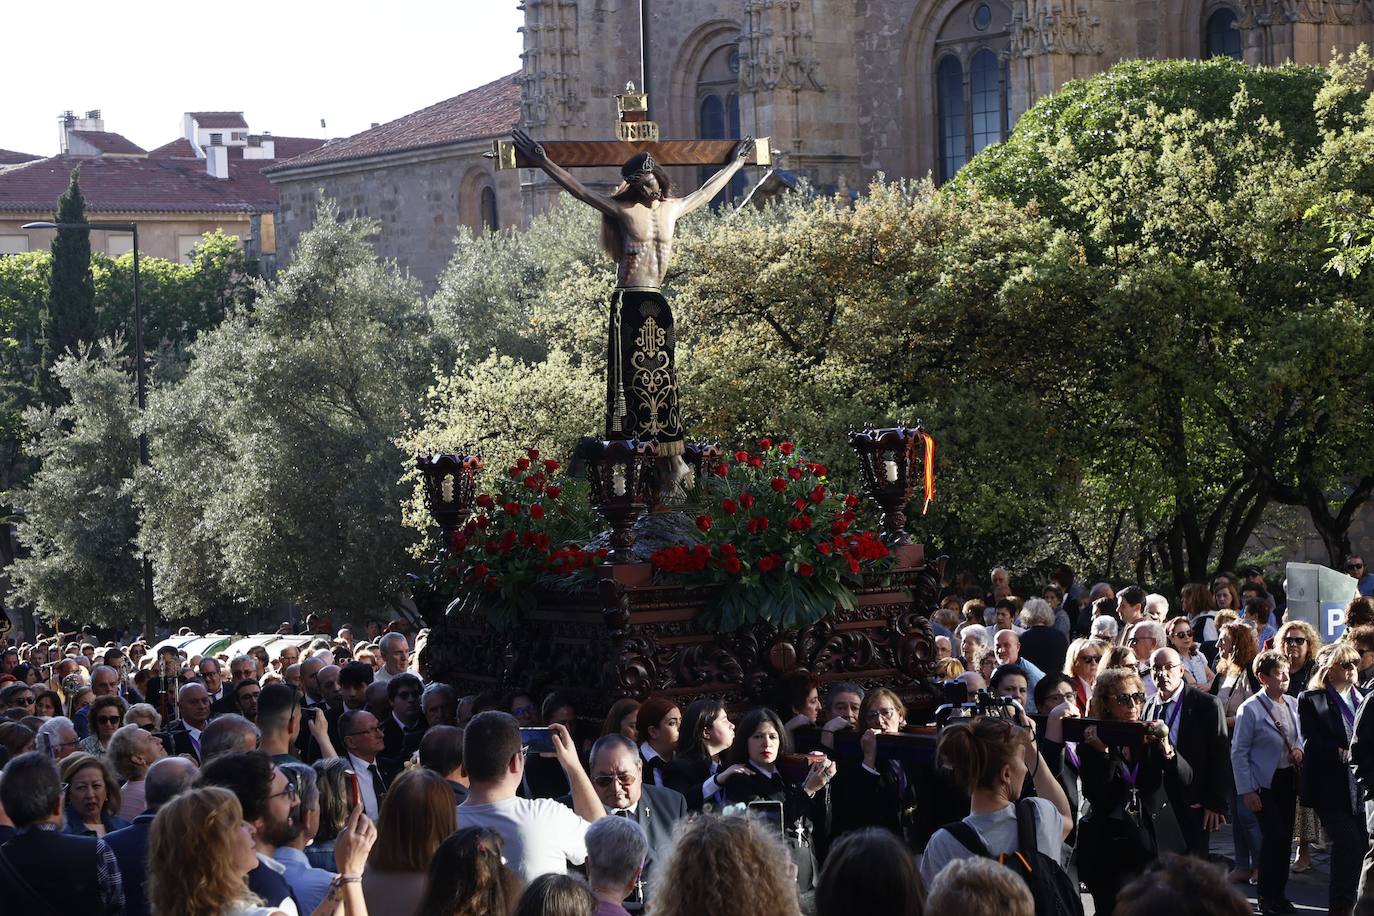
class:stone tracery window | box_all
[696,43,746,205]
[1204,8,1242,60]
[934,0,1012,183]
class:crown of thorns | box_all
[622,153,657,180]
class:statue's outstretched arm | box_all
[677,136,754,215]
[512,129,620,218]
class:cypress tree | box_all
[41,167,96,399]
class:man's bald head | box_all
[145,756,199,809]
[177,682,211,727]
[994,629,1021,664]
[1149,647,1185,698]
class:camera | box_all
[933,689,1021,728]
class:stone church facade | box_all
[269,0,1374,288]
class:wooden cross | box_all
[490,84,771,171]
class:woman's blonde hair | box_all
[60,752,121,819]
[934,658,966,679]
[937,717,1031,794]
[649,813,801,916]
[369,767,456,873]
[1275,620,1320,665]
[148,787,261,916]
[1089,668,1145,720]
[1063,637,1109,676]
[1311,641,1360,690]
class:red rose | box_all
[848,557,861,575]
[472,563,489,578]
[749,456,764,468]
[740,493,756,509]
[758,438,773,450]
[844,494,860,508]
[723,557,742,574]
[516,457,531,471]
[798,562,814,577]
[475,494,495,509]
[524,475,542,490]
[504,502,521,516]
[787,467,803,480]
[530,504,546,520]
[544,459,560,472]
[719,544,738,558]
[696,515,712,532]
[714,463,730,477]
[485,575,501,592]
[474,515,490,529]
[770,477,787,492]
[810,485,826,504]
[758,554,781,573]
[817,542,832,556]
[734,450,750,463]
[546,485,562,499]
[811,463,828,477]
[509,467,522,478]
[779,442,795,455]
[793,498,807,511]
[747,516,770,534]
[788,516,804,532]
[831,519,851,535]
[527,449,540,460]
[722,499,738,515]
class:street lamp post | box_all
[24,220,155,640]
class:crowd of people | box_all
[0,556,1372,915]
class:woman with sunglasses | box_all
[1297,642,1365,916]
[1232,650,1305,916]
[79,695,128,756]
[1276,620,1323,874]
[1167,619,1213,690]
[1063,637,1108,712]
[1076,667,1187,915]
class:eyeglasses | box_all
[1149,663,1179,675]
[1047,690,1077,705]
[1078,655,1102,664]
[137,723,158,732]
[13,695,34,705]
[1340,661,1359,671]
[95,715,122,725]
[266,782,300,801]
[1349,563,1366,571]
[592,771,637,788]
[865,707,900,720]
[346,725,383,737]
[1283,636,1308,645]
[1113,692,1147,706]
[1169,629,1194,640]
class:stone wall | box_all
[273,141,521,292]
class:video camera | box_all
[933,689,1021,729]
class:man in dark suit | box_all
[380,673,428,766]
[163,682,212,763]
[561,733,688,911]
[1146,647,1231,855]
[202,657,237,717]
[104,755,198,916]
[0,751,125,913]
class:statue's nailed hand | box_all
[734,135,755,162]
[512,128,547,163]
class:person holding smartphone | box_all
[1076,668,1188,915]
[723,707,836,894]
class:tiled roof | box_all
[69,131,147,156]
[265,72,521,174]
[0,135,328,214]
[189,112,248,129]
[148,138,198,159]
[0,149,39,165]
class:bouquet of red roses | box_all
[650,439,893,631]
[440,449,605,628]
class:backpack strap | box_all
[941,820,992,858]
[1013,797,1041,855]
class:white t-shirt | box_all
[919,797,1063,886]
[458,796,589,883]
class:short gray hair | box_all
[585,813,648,889]
[144,756,198,809]
[824,682,864,711]
[36,716,76,755]
[960,624,990,648]
[1145,593,1170,618]
[1132,620,1166,645]
[200,715,261,762]
[379,632,408,653]
[1020,598,1054,628]
[106,724,147,782]
[124,703,161,729]
[279,761,319,809]
[1091,615,1119,642]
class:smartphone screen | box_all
[747,800,785,839]
[344,769,360,809]
[519,727,556,754]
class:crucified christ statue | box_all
[512,129,753,495]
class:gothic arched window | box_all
[933,0,1012,183]
[937,56,967,183]
[480,186,498,231]
[1205,9,1242,60]
[696,43,747,204]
